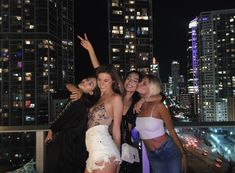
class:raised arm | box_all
[77,33,100,69]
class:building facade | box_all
[0,0,74,125]
[198,9,235,121]
[108,0,153,77]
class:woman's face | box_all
[124,72,140,92]
[136,77,150,96]
[78,77,97,95]
[97,72,113,93]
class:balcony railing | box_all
[0,122,235,173]
[0,125,48,173]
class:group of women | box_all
[44,34,187,173]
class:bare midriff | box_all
[143,134,168,151]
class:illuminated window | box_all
[25,0,31,4]
[43,84,49,92]
[25,40,33,45]
[129,8,135,12]
[25,93,31,98]
[18,61,22,68]
[129,0,135,4]
[112,48,120,53]
[25,72,32,81]
[25,100,31,108]
[113,10,122,15]
[43,72,48,77]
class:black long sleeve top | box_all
[50,99,88,135]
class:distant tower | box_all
[150,57,160,77]
[187,18,199,94]
[108,0,153,77]
[171,61,180,99]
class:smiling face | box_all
[124,72,140,92]
[97,72,113,93]
[78,77,97,95]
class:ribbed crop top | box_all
[135,115,165,140]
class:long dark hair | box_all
[80,86,100,108]
[96,64,122,94]
[79,74,100,108]
[125,70,142,82]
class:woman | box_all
[44,76,99,173]
[77,33,163,173]
[84,64,123,173]
[135,75,187,173]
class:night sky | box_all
[74,0,235,83]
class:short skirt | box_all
[85,125,121,172]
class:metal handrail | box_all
[0,125,49,133]
[0,122,235,173]
[0,125,49,173]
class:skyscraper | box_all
[0,0,74,125]
[171,60,180,99]
[0,0,75,169]
[187,18,199,94]
[198,9,235,121]
[150,57,160,77]
[108,0,153,77]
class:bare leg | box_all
[93,157,119,173]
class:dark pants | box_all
[44,131,87,173]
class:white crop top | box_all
[135,117,165,139]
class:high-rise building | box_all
[197,9,235,121]
[187,18,199,94]
[171,61,180,99]
[0,0,74,168]
[150,57,160,77]
[186,18,200,120]
[0,0,74,125]
[108,0,153,77]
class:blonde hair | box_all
[144,75,162,96]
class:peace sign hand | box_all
[77,33,93,51]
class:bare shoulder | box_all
[111,93,123,103]
[155,101,167,110]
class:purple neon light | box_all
[17,61,22,68]
[191,25,199,93]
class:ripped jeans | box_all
[146,136,182,173]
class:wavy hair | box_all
[96,64,122,94]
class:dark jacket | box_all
[44,99,88,173]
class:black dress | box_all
[120,93,142,173]
[44,99,88,173]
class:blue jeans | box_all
[146,136,182,173]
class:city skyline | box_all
[75,0,235,82]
